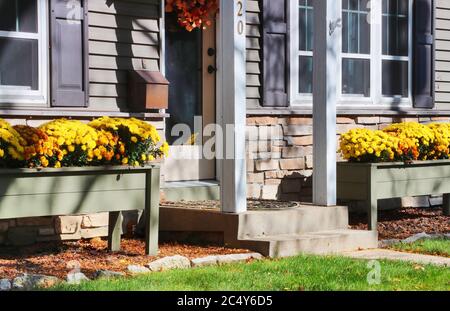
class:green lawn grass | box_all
[51,255,450,291]
[389,238,450,258]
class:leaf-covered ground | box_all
[349,207,449,239]
[0,239,250,280]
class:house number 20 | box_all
[237,0,244,35]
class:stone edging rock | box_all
[379,232,450,248]
[0,253,263,291]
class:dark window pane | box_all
[0,0,17,31]
[18,0,37,33]
[299,1,313,52]
[387,16,397,54]
[343,13,349,52]
[382,15,388,54]
[306,8,313,51]
[398,0,409,15]
[360,11,370,54]
[0,37,38,90]
[343,12,359,53]
[382,60,408,97]
[349,0,359,11]
[299,56,313,94]
[382,0,409,56]
[397,16,409,56]
[342,0,370,54]
[342,58,370,97]
[386,0,396,14]
[0,0,37,33]
[382,0,388,13]
[299,7,307,51]
[361,0,370,12]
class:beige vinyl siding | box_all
[88,0,161,111]
[436,0,450,108]
[246,0,262,108]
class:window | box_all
[382,0,410,97]
[341,0,371,97]
[0,0,47,105]
[289,0,412,106]
[298,0,314,94]
[290,0,314,102]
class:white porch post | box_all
[218,0,247,213]
[312,0,340,206]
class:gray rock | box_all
[379,239,401,248]
[147,255,191,272]
[12,274,61,290]
[191,256,219,268]
[427,233,450,240]
[127,265,150,274]
[402,232,450,244]
[66,272,89,285]
[94,270,125,280]
[0,279,11,291]
[403,232,432,243]
[216,253,263,264]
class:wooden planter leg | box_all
[443,194,450,216]
[108,211,123,252]
[367,196,378,231]
[145,168,160,256]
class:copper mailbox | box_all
[128,70,170,111]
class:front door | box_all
[163,15,216,182]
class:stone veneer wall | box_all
[245,115,450,205]
[0,212,140,246]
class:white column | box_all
[312,0,340,206]
[218,0,247,213]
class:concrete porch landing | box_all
[160,205,378,258]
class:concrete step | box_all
[237,206,349,238]
[237,229,378,258]
[162,180,220,202]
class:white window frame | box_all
[289,0,413,108]
[0,0,48,106]
[289,0,314,106]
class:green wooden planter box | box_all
[0,165,160,255]
[337,160,450,231]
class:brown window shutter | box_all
[413,0,435,108]
[262,0,289,107]
[50,0,89,107]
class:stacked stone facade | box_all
[0,214,107,246]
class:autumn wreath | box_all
[165,0,219,32]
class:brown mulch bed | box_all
[0,238,250,280]
[1,202,448,280]
[350,207,450,240]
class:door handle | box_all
[207,65,217,74]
